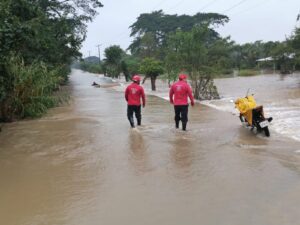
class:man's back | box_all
[125,83,145,106]
[169,80,194,105]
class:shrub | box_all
[0,55,66,120]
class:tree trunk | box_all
[125,74,129,82]
[142,76,148,84]
[0,99,14,122]
[191,77,219,100]
[150,76,156,91]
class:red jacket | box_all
[169,80,194,106]
[125,83,146,106]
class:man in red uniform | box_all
[169,74,195,131]
[125,75,146,128]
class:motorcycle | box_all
[234,95,273,137]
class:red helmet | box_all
[132,75,141,82]
[179,74,187,80]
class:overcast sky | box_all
[80,0,300,58]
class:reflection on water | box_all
[128,130,149,175]
[0,70,300,225]
[170,135,194,179]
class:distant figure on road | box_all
[125,75,146,128]
[169,74,195,131]
[92,81,100,87]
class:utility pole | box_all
[96,44,102,65]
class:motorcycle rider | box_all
[125,75,146,128]
[169,74,195,131]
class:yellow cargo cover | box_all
[235,95,257,125]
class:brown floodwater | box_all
[1,70,300,225]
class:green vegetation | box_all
[238,69,260,77]
[76,60,103,74]
[140,57,164,91]
[77,49,141,82]
[2,56,62,119]
[0,0,103,121]
[102,45,124,78]
[164,25,230,99]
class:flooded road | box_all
[1,70,300,225]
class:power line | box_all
[230,0,272,17]
[151,0,169,11]
[168,0,186,12]
[197,0,220,12]
[222,0,248,13]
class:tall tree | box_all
[139,57,164,91]
[103,45,124,78]
[121,55,141,81]
[128,10,229,59]
[165,25,231,100]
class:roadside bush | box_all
[0,56,64,121]
[80,61,103,74]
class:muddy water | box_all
[1,70,300,225]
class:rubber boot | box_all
[182,122,187,131]
[175,121,179,129]
[137,118,141,126]
[129,118,135,128]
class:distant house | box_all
[256,53,295,74]
[256,57,274,62]
[256,57,275,73]
[256,53,295,62]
